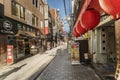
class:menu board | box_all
[69,41,80,65]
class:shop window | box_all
[18,40,25,55]
[27,27,30,31]
[23,25,26,31]
[17,24,22,30]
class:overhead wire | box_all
[63,0,67,16]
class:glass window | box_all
[33,0,38,8]
[17,23,22,30]
[11,1,25,20]
[32,14,38,26]
[12,1,16,16]
[32,14,35,26]
[40,21,44,28]
[20,6,25,19]
[26,10,32,25]
[40,5,43,14]
[23,25,26,31]
[27,27,30,31]
[36,17,38,26]
[16,4,20,17]
[11,1,20,17]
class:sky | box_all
[47,0,72,32]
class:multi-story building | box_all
[0,0,45,65]
[43,2,53,50]
[72,0,120,79]
[72,0,116,64]
[50,9,62,46]
[50,9,58,46]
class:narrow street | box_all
[1,0,120,80]
[35,49,101,80]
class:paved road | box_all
[36,49,101,80]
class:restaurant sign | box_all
[0,19,18,35]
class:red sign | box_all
[44,27,49,34]
[7,45,13,64]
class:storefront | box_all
[46,34,53,50]
[0,18,18,64]
[0,17,40,64]
[40,35,46,52]
[13,21,39,60]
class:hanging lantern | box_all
[73,27,79,37]
[76,22,87,35]
[73,32,77,37]
[99,0,120,15]
[81,9,100,30]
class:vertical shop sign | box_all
[71,41,80,65]
[7,45,13,64]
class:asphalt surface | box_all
[35,49,101,80]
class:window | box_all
[11,1,25,20]
[20,6,25,19]
[39,5,43,14]
[26,10,32,25]
[32,15,35,25]
[45,20,48,27]
[40,21,43,28]
[12,1,20,16]
[12,1,16,15]
[32,14,38,26]
[33,0,38,8]
[35,17,38,26]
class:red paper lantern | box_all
[99,0,120,15]
[73,32,77,37]
[76,22,87,35]
[81,9,100,30]
[73,27,79,37]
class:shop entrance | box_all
[24,38,30,56]
[17,39,25,58]
[79,40,89,63]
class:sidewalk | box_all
[91,63,115,80]
[0,45,65,80]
